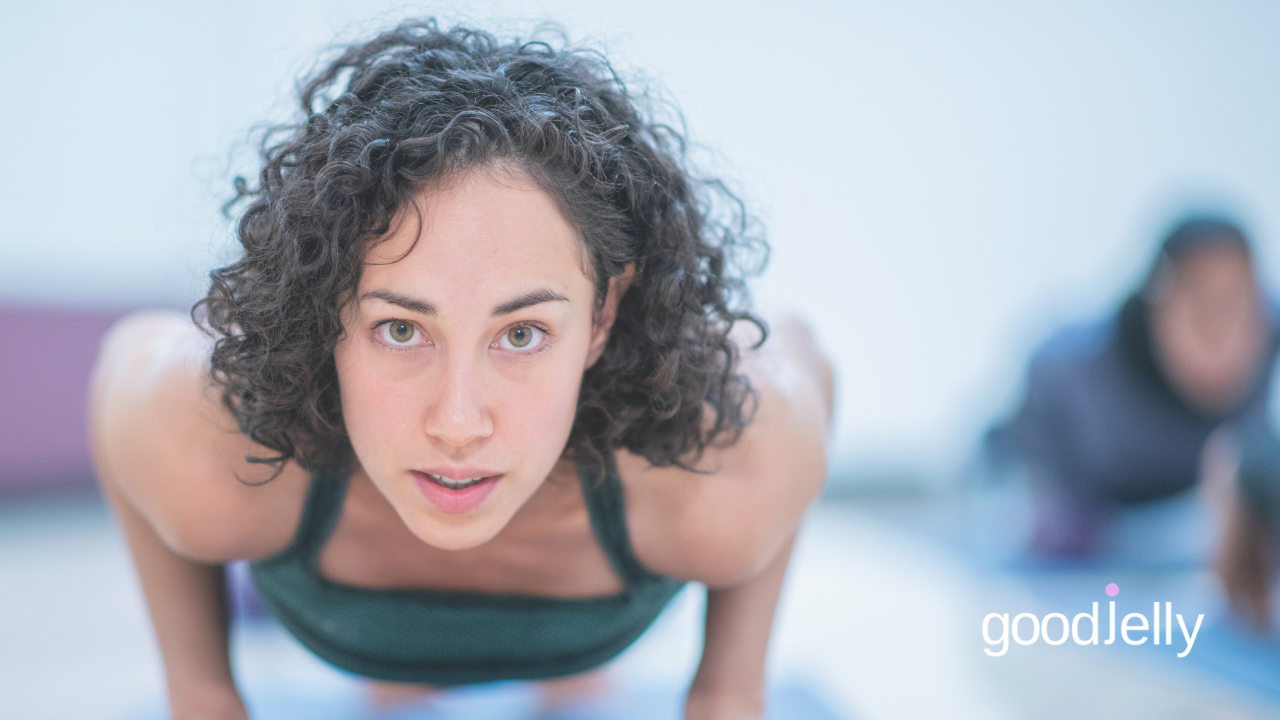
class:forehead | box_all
[1170,246,1254,286]
[362,167,591,296]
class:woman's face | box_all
[333,167,616,550]
[1150,246,1269,415]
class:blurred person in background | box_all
[985,216,1280,630]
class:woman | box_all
[986,217,1279,584]
[89,19,833,720]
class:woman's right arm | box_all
[99,476,246,719]
[90,312,306,719]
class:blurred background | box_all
[3,1,1280,719]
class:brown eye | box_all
[387,320,416,344]
[497,324,545,352]
[507,326,533,348]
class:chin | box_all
[404,510,509,551]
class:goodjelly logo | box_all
[982,583,1205,658]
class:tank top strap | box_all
[274,467,352,569]
[577,449,655,591]
[267,458,656,590]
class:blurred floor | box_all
[2,493,1279,720]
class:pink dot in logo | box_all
[1105,583,1119,597]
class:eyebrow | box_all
[361,290,436,316]
[492,288,570,316]
[360,288,570,317]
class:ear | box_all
[585,263,635,369]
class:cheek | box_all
[495,361,586,449]
[335,346,417,458]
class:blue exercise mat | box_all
[866,490,1280,710]
[1163,616,1280,702]
[128,680,847,720]
[984,563,1280,707]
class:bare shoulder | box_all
[618,316,833,587]
[90,310,308,563]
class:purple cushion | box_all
[0,306,130,495]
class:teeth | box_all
[428,473,486,489]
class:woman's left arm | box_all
[687,318,833,719]
[685,532,798,719]
[622,317,832,720]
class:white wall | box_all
[4,0,1279,482]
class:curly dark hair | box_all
[197,18,768,480]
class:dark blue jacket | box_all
[994,295,1280,506]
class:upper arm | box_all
[622,317,832,587]
[1009,341,1091,477]
[90,311,307,563]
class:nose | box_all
[422,354,493,450]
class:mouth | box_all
[410,470,502,515]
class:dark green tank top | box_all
[249,452,686,685]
